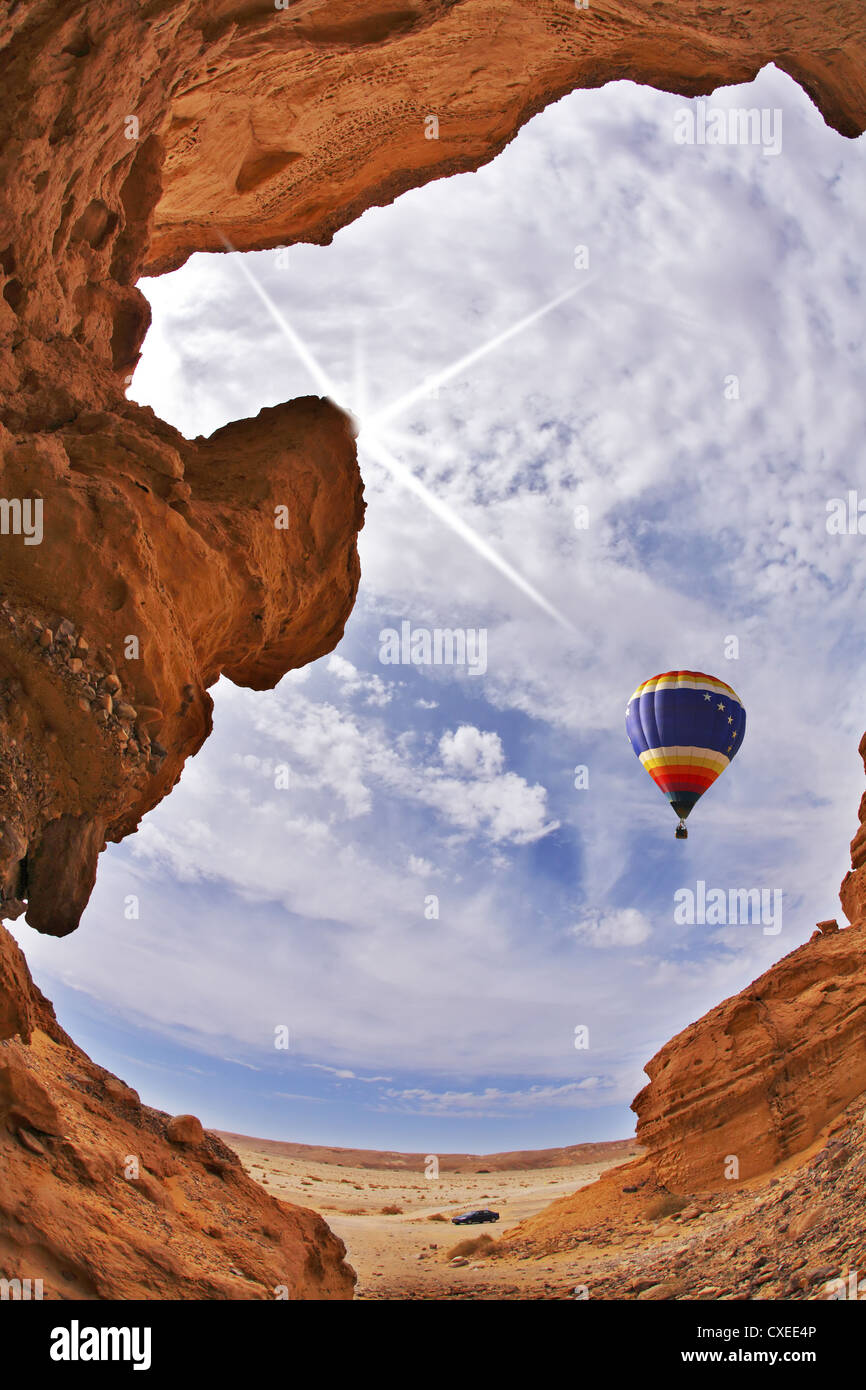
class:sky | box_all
[12,64,866,1153]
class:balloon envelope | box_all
[626,670,746,822]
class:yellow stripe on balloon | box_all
[639,746,730,771]
[630,671,742,703]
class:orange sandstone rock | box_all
[166,1113,205,1145]
[2,0,866,1293]
[631,924,866,1190]
[0,922,355,1299]
[0,398,363,934]
[840,730,866,922]
[631,728,866,1192]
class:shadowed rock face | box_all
[0,923,356,1298]
[147,0,866,273]
[0,398,363,934]
[631,732,866,1192]
[631,922,866,1190]
[1,0,865,933]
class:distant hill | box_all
[215,1131,639,1173]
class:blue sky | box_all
[12,65,866,1152]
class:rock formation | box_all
[0,398,363,934]
[631,922,866,1190]
[142,0,866,275]
[499,1096,866,1300]
[840,731,866,922]
[0,922,355,1298]
[630,731,866,1192]
[503,735,866,1276]
[2,0,865,933]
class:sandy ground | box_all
[219,1132,635,1299]
[218,1105,866,1301]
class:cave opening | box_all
[11,64,866,1159]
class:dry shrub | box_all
[381,1204,403,1215]
[446,1232,497,1260]
[427,1213,447,1222]
[646,1193,689,1220]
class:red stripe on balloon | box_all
[649,770,719,792]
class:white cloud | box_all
[407,855,435,877]
[439,725,505,778]
[326,653,393,706]
[570,909,652,949]
[380,1079,613,1117]
[421,764,558,844]
[305,1063,392,1083]
[242,692,557,846]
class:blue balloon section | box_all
[626,670,746,823]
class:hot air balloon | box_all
[625,670,746,838]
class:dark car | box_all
[451,1208,500,1225]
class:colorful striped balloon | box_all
[625,670,746,838]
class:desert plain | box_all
[219,1132,635,1298]
[221,1097,866,1301]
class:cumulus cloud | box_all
[439,725,505,778]
[243,694,557,845]
[421,764,558,844]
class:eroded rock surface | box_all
[2,0,866,1300]
[147,0,866,273]
[840,730,866,923]
[631,923,866,1190]
[0,921,355,1299]
[503,746,866,1287]
[497,1099,866,1301]
[0,400,363,933]
[630,729,866,1193]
